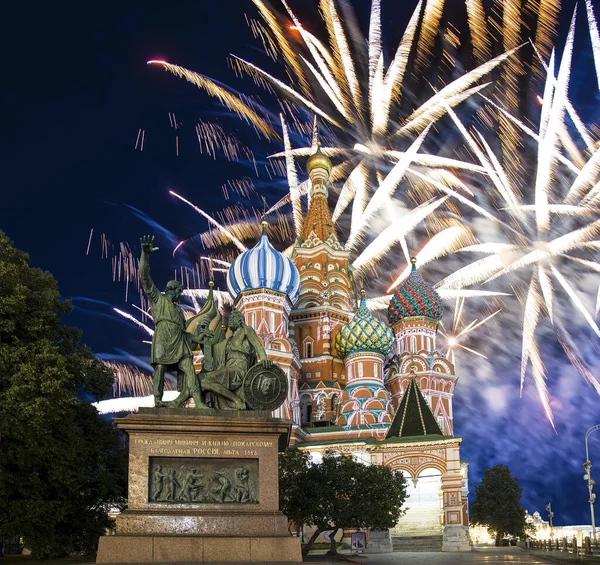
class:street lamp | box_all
[545,503,554,538]
[583,424,600,544]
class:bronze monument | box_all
[96,236,300,564]
[139,235,288,412]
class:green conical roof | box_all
[386,373,443,438]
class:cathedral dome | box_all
[306,143,332,176]
[227,222,301,304]
[387,258,443,324]
[334,290,394,358]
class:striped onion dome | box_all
[388,258,443,324]
[227,222,301,304]
[334,290,394,358]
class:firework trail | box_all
[149,0,523,242]
[103,361,177,398]
[106,1,598,426]
[434,11,600,427]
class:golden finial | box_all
[306,141,332,176]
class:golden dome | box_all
[306,143,332,175]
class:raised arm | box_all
[140,235,159,296]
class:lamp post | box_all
[545,503,554,538]
[584,424,600,544]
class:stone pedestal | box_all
[96,408,302,563]
[442,525,471,552]
[366,529,392,553]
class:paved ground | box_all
[5,546,599,564]
[305,546,582,565]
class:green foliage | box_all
[279,448,407,555]
[0,231,127,559]
[470,464,528,544]
[278,447,317,532]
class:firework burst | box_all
[435,10,600,427]
[100,0,600,428]
[438,298,502,366]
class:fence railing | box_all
[526,536,599,556]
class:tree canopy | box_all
[0,231,127,559]
[279,448,407,556]
[470,464,528,544]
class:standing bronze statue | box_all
[140,236,207,408]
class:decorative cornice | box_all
[234,287,293,314]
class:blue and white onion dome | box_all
[227,221,301,305]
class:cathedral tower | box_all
[385,258,457,436]
[226,221,302,422]
[333,290,394,431]
[290,145,355,427]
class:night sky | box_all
[2,0,599,526]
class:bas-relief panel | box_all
[148,457,258,504]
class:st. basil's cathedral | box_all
[223,146,471,552]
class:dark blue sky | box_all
[2,0,599,527]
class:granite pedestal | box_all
[96,408,302,563]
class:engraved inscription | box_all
[135,437,274,457]
[149,457,258,504]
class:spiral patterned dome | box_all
[227,222,301,304]
[387,258,443,324]
[334,290,394,358]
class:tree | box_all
[470,464,528,545]
[279,447,318,536]
[0,231,127,559]
[279,449,407,556]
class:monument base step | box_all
[96,534,302,563]
[392,535,443,552]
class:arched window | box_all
[300,395,312,425]
[331,394,339,414]
[305,341,313,358]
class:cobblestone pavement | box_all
[305,546,558,565]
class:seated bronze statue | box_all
[200,310,287,411]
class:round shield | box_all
[243,362,288,411]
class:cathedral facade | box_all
[224,147,471,551]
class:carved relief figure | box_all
[165,469,180,502]
[151,465,166,501]
[235,467,253,503]
[178,468,204,502]
[212,471,233,502]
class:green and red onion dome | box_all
[387,258,443,324]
